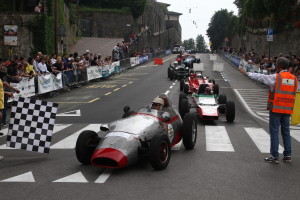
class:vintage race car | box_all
[75,94,197,170]
[183,55,200,68]
[178,92,235,122]
[180,72,219,96]
[168,63,189,80]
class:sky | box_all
[157,0,238,45]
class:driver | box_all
[151,97,164,111]
[173,61,178,67]
[204,86,212,95]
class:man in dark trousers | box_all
[240,57,298,164]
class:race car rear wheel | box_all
[213,84,219,96]
[167,68,171,78]
[180,79,185,91]
[179,92,187,111]
[218,94,227,104]
[179,99,190,118]
[226,101,235,122]
[149,134,171,170]
[198,84,208,94]
[183,84,189,94]
[169,71,174,81]
[182,113,197,150]
[75,130,100,165]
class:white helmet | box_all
[152,97,164,110]
[174,61,178,66]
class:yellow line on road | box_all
[88,98,100,103]
[121,84,127,87]
[105,92,112,95]
[114,88,120,91]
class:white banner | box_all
[87,66,102,81]
[52,72,63,90]
[130,57,139,66]
[10,77,35,98]
[38,74,54,94]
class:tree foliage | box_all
[182,38,195,50]
[195,35,209,53]
[206,9,234,50]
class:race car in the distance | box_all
[168,61,189,80]
[75,94,197,170]
[180,72,219,96]
[183,55,200,68]
[178,91,235,122]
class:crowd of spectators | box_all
[221,47,300,79]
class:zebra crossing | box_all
[234,88,300,130]
[0,123,291,153]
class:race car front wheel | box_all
[179,99,190,118]
[149,134,171,170]
[182,113,197,150]
[180,79,185,91]
[75,130,100,165]
[226,101,235,122]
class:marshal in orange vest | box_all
[268,72,298,114]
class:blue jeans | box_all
[269,111,291,158]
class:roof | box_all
[167,11,182,16]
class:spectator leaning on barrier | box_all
[37,57,49,75]
[26,57,36,77]
[240,57,298,164]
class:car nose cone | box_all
[91,148,128,168]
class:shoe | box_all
[264,156,279,164]
[0,132,3,136]
[2,122,7,127]
[283,156,292,163]
[0,156,3,161]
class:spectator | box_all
[37,57,49,74]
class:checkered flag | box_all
[6,97,58,153]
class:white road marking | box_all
[51,124,101,149]
[95,169,113,183]
[53,172,88,183]
[234,89,268,123]
[206,126,234,152]
[244,127,284,153]
[165,90,170,95]
[291,130,300,142]
[169,86,173,89]
[57,110,81,117]
[1,171,35,182]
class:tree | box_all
[206,9,235,50]
[182,38,195,50]
[195,35,209,53]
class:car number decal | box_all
[168,124,174,142]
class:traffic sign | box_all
[267,35,273,41]
[267,28,273,35]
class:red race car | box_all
[180,71,219,96]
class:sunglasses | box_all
[152,103,161,107]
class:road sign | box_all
[267,35,273,41]
[266,28,273,41]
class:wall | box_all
[231,29,300,56]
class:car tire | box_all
[179,92,187,111]
[226,101,235,122]
[218,94,227,104]
[167,68,171,78]
[190,70,195,74]
[75,130,100,165]
[179,99,190,118]
[213,84,219,96]
[182,113,197,150]
[183,84,189,94]
[180,79,185,91]
[149,134,171,170]
[212,79,215,85]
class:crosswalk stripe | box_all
[291,130,300,142]
[94,169,113,183]
[51,124,102,149]
[0,124,72,149]
[205,126,234,152]
[244,127,284,153]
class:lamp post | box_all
[54,0,58,55]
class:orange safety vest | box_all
[268,71,298,114]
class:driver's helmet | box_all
[197,74,203,78]
[174,61,178,66]
[205,86,211,95]
[152,97,164,111]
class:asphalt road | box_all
[0,54,300,200]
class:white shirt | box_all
[37,62,49,73]
[248,70,288,91]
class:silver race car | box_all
[75,94,197,170]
